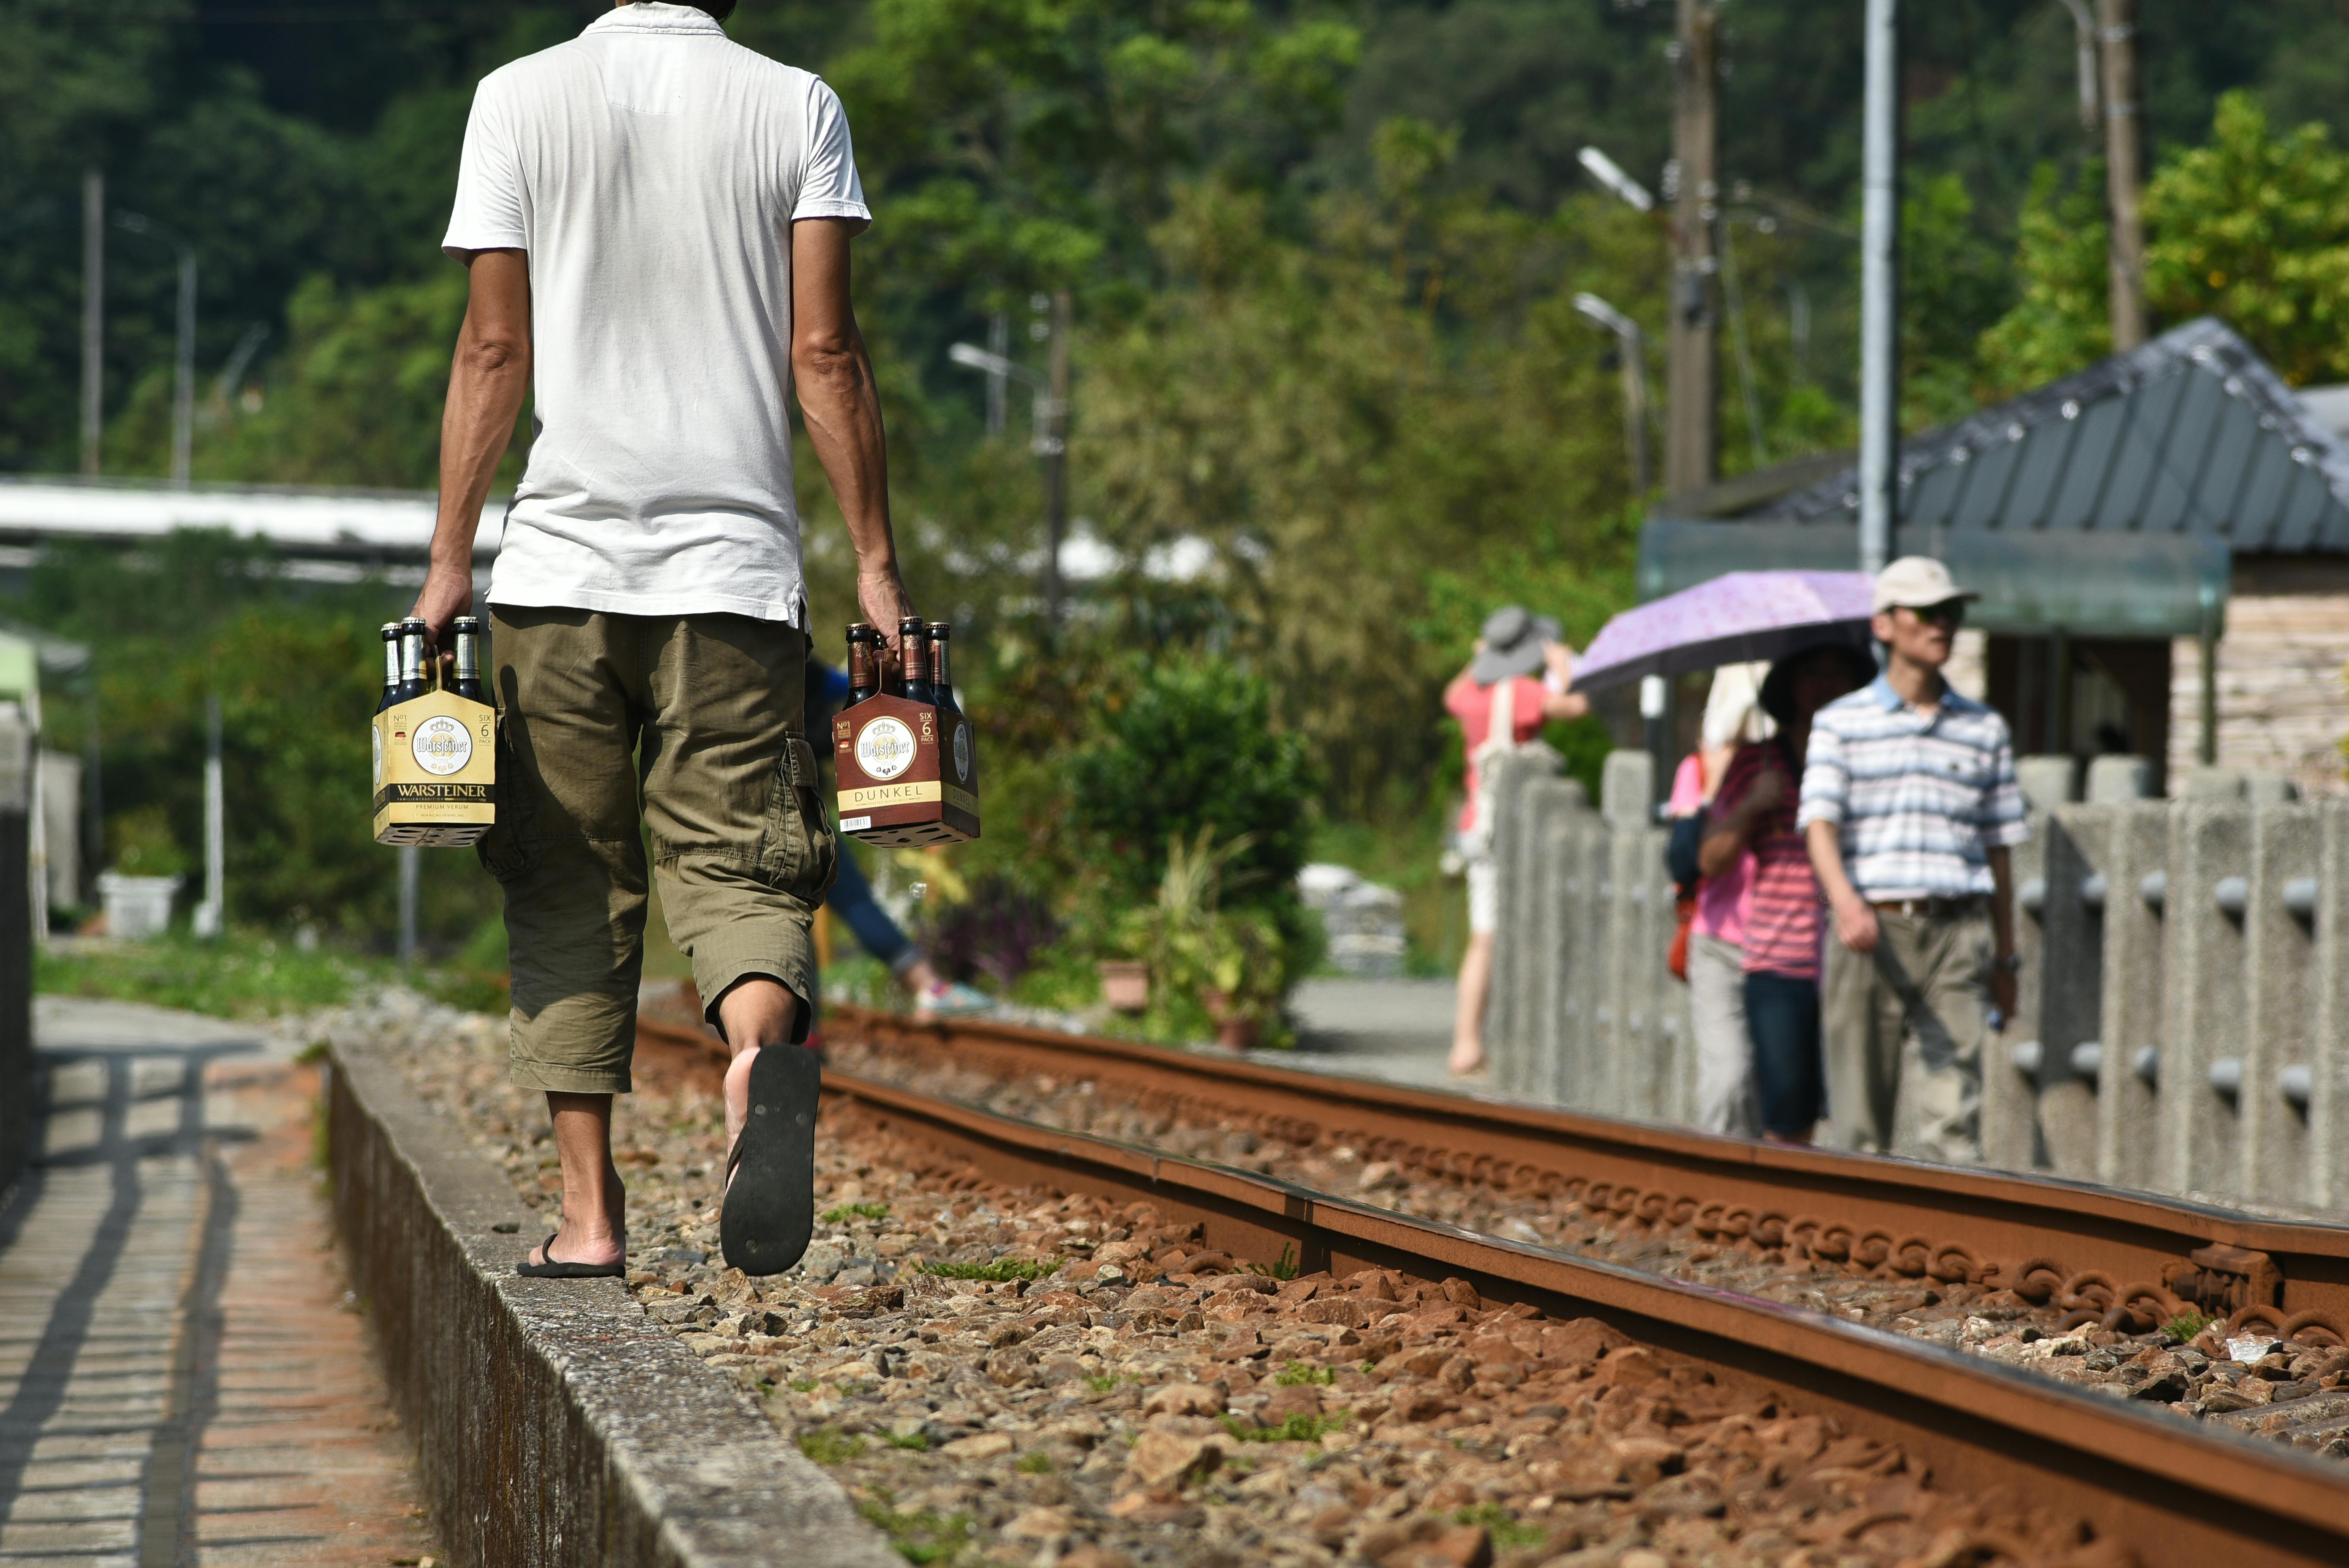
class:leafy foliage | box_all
[917,1256,1060,1282]
[1066,657,1316,906]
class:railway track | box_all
[620,1006,2349,1565]
[816,1004,2349,1349]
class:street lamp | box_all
[1577,146,1655,213]
[1573,293,1652,495]
[948,339,1068,624]
[112,211,196,489]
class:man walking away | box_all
[415,0,915,1278]
[1798,558,2026,1163]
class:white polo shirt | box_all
[443,1,871,625]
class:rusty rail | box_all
[811,1063,2349,1566]
[630,1008,2349,1563]
[818,1004,2349,1346]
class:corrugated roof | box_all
[1732,317,2349,552]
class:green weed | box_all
[2164,1308,2217,1341]
[1016,1451,1055,1475]
[1274,1361,1333,1386]
[883,1430,929,1451]
[857,1490,972,1565]
[1246,1244,1300,1282]
[823,1202,893,1224]
[1083,1372,1124,1393]
[796,1427,867,1465]
[1453,1502,1547,1550]
[918,1257,1060,1283]
[788,1378,818,1393]
[1224,1411,1347,1444]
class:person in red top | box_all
[1443,606,1588,1076]
[1697,641,1873,1141]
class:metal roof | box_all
[1722,316,2349,552]
[0,476,499,563]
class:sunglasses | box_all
[1900,601,1966,628]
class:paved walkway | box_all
[0,998,438,1566]
[1285,976,1465,1090]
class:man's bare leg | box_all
[718,976,806,1163]
[1449,931,1495,1075]
[528,1092,626,1268]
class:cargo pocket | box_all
[473,713,539,882]
[759,733,838,901]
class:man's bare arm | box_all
[412,248,531,649]
[1806,817,1879,954]
[792,217,915,645]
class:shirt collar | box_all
[586,2,726,37]
[1868,672,1984,716]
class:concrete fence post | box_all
[2085,754,2156,804]
[2240,803,2319,1205]
[1597,753,1654,1119]
[2158,802,2252,1197]
[0,713,30,1199]
[1483,746,1561,1095]
[1555,809,1608,1109]
[2309,799,2349,1211]
[2032,808,2111,1178]
[1984,809,2050,1171]
[1519,777,1586,1106]
[2093,803,2172,1192]
[2016,755,2080,812]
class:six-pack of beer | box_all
[371,615,496,847]
[832,617,979,846]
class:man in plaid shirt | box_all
[1798,557,2027,1162]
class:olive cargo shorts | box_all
[478,607,836,1094]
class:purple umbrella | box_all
[1572,571,1875,694]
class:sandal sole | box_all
[720,1046,819,1276]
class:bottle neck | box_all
[453,633,479,683]
[399,631,427,687]
[900,628,929,686]
[928,637,951,690]
[382,634,400,688]
[848,640,874,695]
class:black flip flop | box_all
[515,1233,626,1279]
[720,1044,819,1277]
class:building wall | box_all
[2169,555,2349,797]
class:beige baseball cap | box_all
[1872,555,1979,615]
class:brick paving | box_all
[0,1000,438,1567]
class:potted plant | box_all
[1133,826,1288,1049]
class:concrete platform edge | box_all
[327,1038,900,1568]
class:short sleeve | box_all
[1794,716,1849,829]
[795,78,872,231]
[1978,722,2030,848]
[1668,754,1705,816]
[443,77,529,257]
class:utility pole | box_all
[1858,0,1900,577]
[1665,0,1720,497]
[115,212,197,488]
[986,311,1009,435]
[1041,289,1071,629]
[2054,0,2101,132]
[80,169,103,477]
[2098,0,2146,351]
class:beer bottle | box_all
[926,622,960,716]
[899,615,935,707]
[392,618,433,704]
[845,624,879,707]
[450,616,487,703]
[376,623,402,714]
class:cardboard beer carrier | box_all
[372,620,496,847]
[831,620,979,847]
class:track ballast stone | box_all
[303,994,2147,1568]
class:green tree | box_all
[1977,160,2111,399]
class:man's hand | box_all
[411,563,474,647]
[1832,891,1880,953]
[858,567,917,653]
[1989,964,2018,1021]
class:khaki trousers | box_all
[1821,905,1990,1163]
[478,607,836,1094]
[1685,933,1756,1137]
